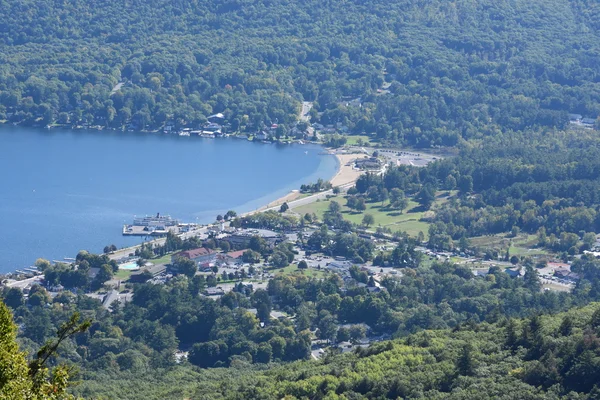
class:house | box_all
[337,341,355,353]
[198,264,212,272]
[582,118,596,127]
[207,113,225,124]
[358,233,373,241]
[473,269,490,277]
[504,268,524,278]
[204,287,224,296]
[203,122,222,133]
[569,114,583,123]
[270,310,289,320]
[254,131,270,141]
[218,249,247,265]
[554,268,570,277]
[48,284,65,292]
[290,127,308,139]
[171,247,216,265]
[554,268,580,282]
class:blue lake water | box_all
[0,126,338,272]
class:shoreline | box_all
[0,140,363,276]
[330,152,366,187]
[248,150,365,214]
[76,152,366,265]
[254,190,302,212]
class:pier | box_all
[122,224,178,236]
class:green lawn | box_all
[294,195,430,238]
[470,233,550,258]
[114,270,133,280]
[294,196,339,217]
[150,254,172,265]
[344,135,373,146]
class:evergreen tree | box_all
[456,344,475,376]
[559,315,573,336]
[505,319,519,351]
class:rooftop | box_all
[176,247,216,259]
[225,249,247,259]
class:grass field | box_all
[470,233,550,258]
[114,270,133,280]
[150,254,172,265]
[294,195,431,238]
[344,135,373,146]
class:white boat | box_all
[132,213,179,227]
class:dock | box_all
[122,224,179,237]
[123,213,183,236]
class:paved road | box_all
[300,101,313,122]
[5,275,43,288]
[108,182,356,262]
[263,182,355,213]
[108,226,210,261]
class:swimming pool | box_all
[118,261,140,270]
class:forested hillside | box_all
[5,1,600,398]
[352,129,600,250]
[67,302,600,399]
[1,0,600,145]
[4,252,600,398]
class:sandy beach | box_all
[330,153,366,187]
[256,190,302,212]
[259,152,365,212]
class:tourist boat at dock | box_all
[132,213,179,227]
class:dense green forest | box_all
[5,0,600,398]
[4,254,600,398]
[350,129,600,253]
[7,294,600,399]
[2,0,600,145]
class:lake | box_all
[0,126,338,272]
